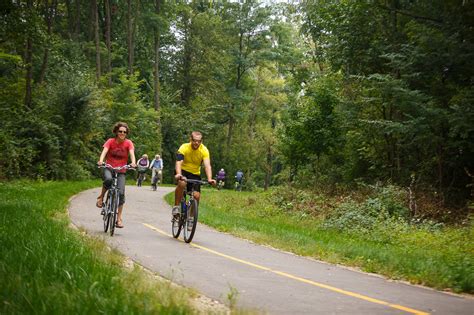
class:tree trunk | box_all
[264,144,272,191]
[74,0,80,38]
[105,0,112,86]
[65,0,74,37]
[93,0,101,82]
[39,0,57,84]
[24,0,33,109]
[127,0,134,75]
[226,28,245,153]
[264,110,277,191]
[180,16,192,107]
[153,0,161,115]
[248,70,261,141]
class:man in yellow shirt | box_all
[172,131,216,217]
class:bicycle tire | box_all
[172,203,183,238]
[137,173,142,187]
[103,191,111,232]
[110,191,119,236]
[184,199,198,243]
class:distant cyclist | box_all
[216,168,226,189]
[136,154,150,185]
[172,131,216,218]
[150,154,163,187]
[235,169,244,191]
[96,122,136,228]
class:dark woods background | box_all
[1,1,473,219]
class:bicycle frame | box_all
[172,178,208,243]
[99,164,134,236]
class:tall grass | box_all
[0,180,193,314]
[175,188,473,294]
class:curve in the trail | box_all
[68,186,474,315]
[143,223,428,315]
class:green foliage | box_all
[105,72,161,157]
[294,0,474,209]
[1,0,473,211]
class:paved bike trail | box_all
[68,186,473,314]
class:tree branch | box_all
[377,5,443,24]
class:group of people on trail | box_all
[136,153,164,187]
[215,168,244,190]
[95,122,219,229]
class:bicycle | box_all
[234,179,243,191]
[216,178,225,190]
[151,169,162,191]
[172,178,209,243]
[136,166,147,187]
[99,163,135,236]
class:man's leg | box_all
[151,168,156,185]
[172,180,186,217]
[158,170,163,183]
[174,180,186,205]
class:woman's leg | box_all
[97,168,113,207]
[116,173,126,225]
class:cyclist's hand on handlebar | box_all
[208,179,217,186]
[175,174,186,181]
[130,163,137,168]
[97,161,105,166]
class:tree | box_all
[92,0,101,82]
[104,0,112,86]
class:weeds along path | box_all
[69,186,474,315]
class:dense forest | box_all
[1,1,473,218]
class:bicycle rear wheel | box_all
[184,199,198,243]
[172,204,183,238]
[109,191,119,236]
[103,191,111,232]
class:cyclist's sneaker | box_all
[187,218,194,231]
[172,206,180,217]
[100,208,105,215]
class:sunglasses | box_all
[117,130,128,134]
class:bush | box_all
[323,185,410,234]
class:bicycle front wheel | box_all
[109,191,119,236]
[137,174,143,187]
[103,191,111,232]
[172,205,183,238]
[183,199,198,243]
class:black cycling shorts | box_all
[181,169,202,193]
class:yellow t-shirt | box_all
[177,142,210,175]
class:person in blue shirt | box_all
[149,154,163,188]
[235,169,244,191]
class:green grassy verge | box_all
[166,188,473,294]
[0,180,194,314]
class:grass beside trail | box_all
[0,180,194,314]
[166,188,473,294]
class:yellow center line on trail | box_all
[143,222,429,315]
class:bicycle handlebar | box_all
[182,178,210,186]
[98,163,136,171]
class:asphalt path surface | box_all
[69,185,473,314]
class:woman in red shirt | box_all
[96,122,137,228]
